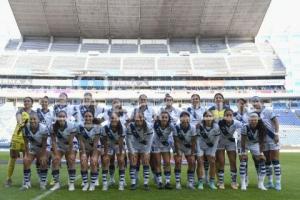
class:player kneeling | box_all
[240,113,267,191]
[173,111,196,190]
[102,112,126,191]
[78,111,101,191]
[20,112,49,191]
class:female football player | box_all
[5,97,34,187]
[240,112,267,191]
[20,112,48,190]
[50,110,78,191]
[173,111,196,190]
[152,111,175,189]
[195,110,220,190]
[78,111,101,191]
[216,109,242,189]
[126,112,154,190]
[251,96,281,191]
[186,94,206,127]
[102,112,126,191]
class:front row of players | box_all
[19,104,280,192]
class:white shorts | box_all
[174,144,193,156]
[264,142,280,151]
[217,138,237,151]
[108,145,125,155]
[240,143,260,156]
[151,145,171,153]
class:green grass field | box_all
[0,152,299,200]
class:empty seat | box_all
[4,39,20,51]
[19,37,50,52]
[111,44,138,53]
[169,39,198,53]
[199,39,229,53]
[50,38,80,52]
[80,43,109,53]
[140,44,168,54]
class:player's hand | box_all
[259,154,266,161]
[274,135,279,144]
[81,153,88,163]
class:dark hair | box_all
[155,111,171,126]
[214,93,224,101]
[134,111,148,133]
[164,94,173,102]
[24,97,33,103]
[180,111,190,118]
[59,92,68,99]
[110,112,123,135]
[42,96,49,100]
[257,119,266,145]
[53,110,67,133]
[138,94,147,100]
[84,92,92,97]
[202,110,215,127]
[224,108,234,115]
[29,111,39,120]
[191,94,200,100]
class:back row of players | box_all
[5,92,281,192]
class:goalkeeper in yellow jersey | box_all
[4,97,35,187]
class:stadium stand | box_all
[199,39,229,54]
[50,37,80,52]
[169,39,198,54]
[19,37,50,52]
[4,39,20,51]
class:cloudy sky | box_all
[0,0,299,40]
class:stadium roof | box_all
[9,0,271,39]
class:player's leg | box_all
[65,150,77,191]
[20,153,35,190]
[50,151,63,191]
[101,152,109,191]
[227,150,238,189]
[216,149,225,189]
[116,151,125,191]
[153,152,163,189]
[263,149,273,188]
[239,154,248,190]
[108,153,116,186]
[185,154,195,189]
[141,152,151,190]
[80,151,89,191]
[207,155,217,190]
[89,151,100,191]
[129,153,138,190]
[196,155,204,190]
[162,152,172,189]
[270,149,281,191]
[5,149,19,187]
[174,153,182,190]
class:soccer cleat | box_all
[231,182,239,190]
[20,184,30,191]
[95,177,99,187]
[241,182,247,191]
[82,183,89,191]
[50,182,61,191]
[102,183,108,191]
[209,182,217,190]
[4,179,12,188]
[40,182,46,190]
[275,182,281,191]
[108,178,116,186]
[118,182,125,191]
[265,181,274,189]
[165,182,172,189]
[158,182,163,189]
[176,183,182,190]
[49,179,55,186]
[68,183,75,191]
[144,184,150,191]
[130,184,137,190]
[187,182,195,190]
[197,182,204,190]
[258,182,267,191]
[89,183,95,191]
[218,183,225,189]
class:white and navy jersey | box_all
[218,120,242,142]
[53,104,75,122]
[257,107,277,142]
[196,122,220,147]
[126,122,154,152]
[241,124,260,145]
[185,106,206,126]
[102,124,126,146]
[78,124,101,151]
[23,123,48,149]
[158,106,181,125]
[36,108,54,130]
[152,121,176,147]
[234,111,249,125]
[103,108,129,126]
[174,124,196,148]
[51,121,77,149]
[74,104,106,125]
[130,106,156,124]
